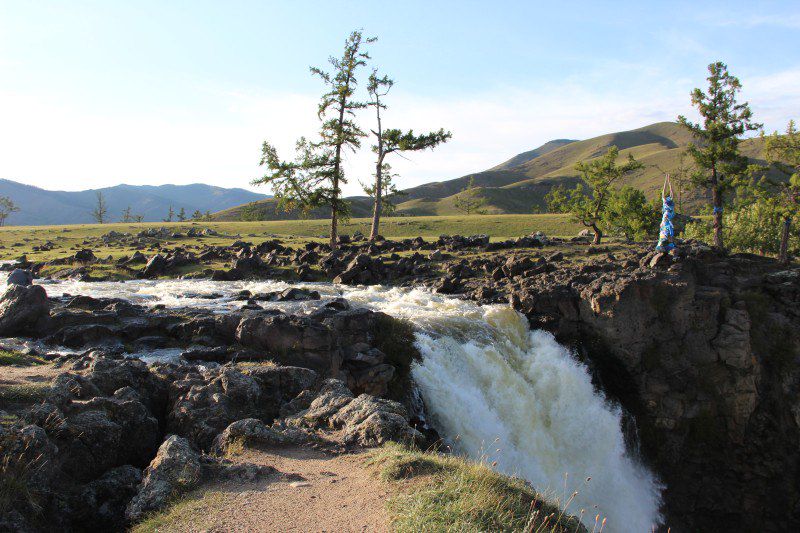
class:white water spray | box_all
[16,279,663,530]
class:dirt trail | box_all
[166,447,392,533]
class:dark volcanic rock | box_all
[125,435,203,522]
[509,244,800,531]
[6,268,33,286]
[0,283,49,336]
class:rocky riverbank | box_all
[1,232,799,532]
[0,299,425,530]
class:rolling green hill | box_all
[214,121,770,221]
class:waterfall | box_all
[26,279,663,530]
[348,286,664,532]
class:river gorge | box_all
[1,237,798,532]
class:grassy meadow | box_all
[0,214,584,263]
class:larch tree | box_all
[547,146,643,244]
[762,120,800,264]
[121,206,132,223]
[178,207,187,221]
[254,30,375,249]
[366,69,451,239]
[678,61,761,249]
[163,205,175,222]
[91,192,108,224]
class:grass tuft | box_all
[368,442,587,532]
[0,351,45,367]
[0,440,45,516]
[131,491,229,533]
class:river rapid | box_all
[24,277,664,531]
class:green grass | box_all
[0,215,583,263]
[0,351,45,367]
[131,491,229,533]
[368,443,587,532]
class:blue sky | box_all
[1,0,798,194]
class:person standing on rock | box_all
[656,174,676,252]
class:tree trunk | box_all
[369,103,384,241]
[330,96,348,250]
[369,156,383,241]
[779,216,791,265]
[591,224,602,244]
[711,166,724,249]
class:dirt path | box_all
[155,447,392,533]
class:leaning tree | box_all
[547,146,643,244]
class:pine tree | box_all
[191,210,202,220]
[253,30,374,249]
[678,62,761,249]
[163,205,175,222]
[178,207,186,221]
[91,192,108,224]
[366,69,450,239]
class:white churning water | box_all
[18,278,663,530]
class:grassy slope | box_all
[217,121,770,221]
[368,443,587,532]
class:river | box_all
[24,277,664,530]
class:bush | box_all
[602,186,660,241]
[683,198,800,256]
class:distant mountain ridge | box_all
[214,121,771,221]
[0,180,268,225]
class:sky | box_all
[0,0,798,196]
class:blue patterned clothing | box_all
[655,196,675,252]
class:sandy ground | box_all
[0,362,63,385]
[167,447,391,533]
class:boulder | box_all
[74,249,96,263]
[332,394,420,446]
[71,465,142,531]
[6,268,33,286]
[53,396,161,482]
[125,436,203,522]
[0,283,48,336]
[211,418,297,454]
[142,254,167,278]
